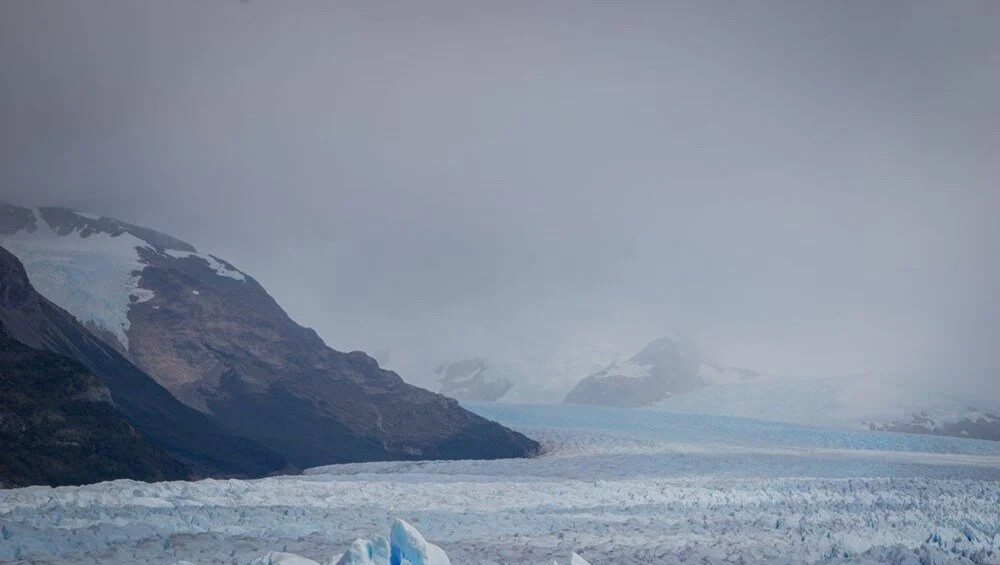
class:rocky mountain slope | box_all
[0,320,190,487]
[435,358,513,402]
[563,335,758,407]
[0,244,285,478]
[0,204,538,467]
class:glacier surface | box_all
[1,404,999,564]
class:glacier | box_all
[1,404,999,564]
[0,216,155,349]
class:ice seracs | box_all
[249,521,449,565]
[335,536,390,565]
[250,552,322,565]
[389,519,451,565]
[250,520,593,565]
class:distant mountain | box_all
[436,358,513,402]
[0,320,190,488]
[563,335,758,407]
[0,243,285,478]
[0,204,538,467]
[867,409,1000,442]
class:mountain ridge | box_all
[0,203,539,467]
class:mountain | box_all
[867,409,1000,442]
[435,358,513,402]
[0,243,285,478]
[0,320,190,488]
[0,204,539,467]
[563,336,703,407]
[562,335,758,407]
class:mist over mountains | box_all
[2,1,996,402]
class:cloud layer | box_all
[1,1,997,393]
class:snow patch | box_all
[165,249,247,281]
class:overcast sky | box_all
[1,1,997,392]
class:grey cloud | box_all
[1,0,997,392]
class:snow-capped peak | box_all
[592,359,654,380]
[0,203,244,350]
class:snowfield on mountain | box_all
[2,404,999,565]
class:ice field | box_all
[2,403,1000,564]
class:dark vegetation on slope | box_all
[0,322,189,487]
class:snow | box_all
[165,249,247,281]
[2,404,999,564]
[569,553,591,565]
[0,209,154,349]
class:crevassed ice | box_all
[3,409,998,565]
[249,552,323,565]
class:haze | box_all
[1,1,997,397]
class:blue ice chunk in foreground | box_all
[389,519,451,565]
[336,535,391,565]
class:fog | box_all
[1,1,997,397]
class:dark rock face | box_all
[868,410,1000,442]
[563,337,706,408]
[436,358,513,402]
[0,204,539,468]
[128,248,538,467]
[0,245,286,478]
[0,321,190,488]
